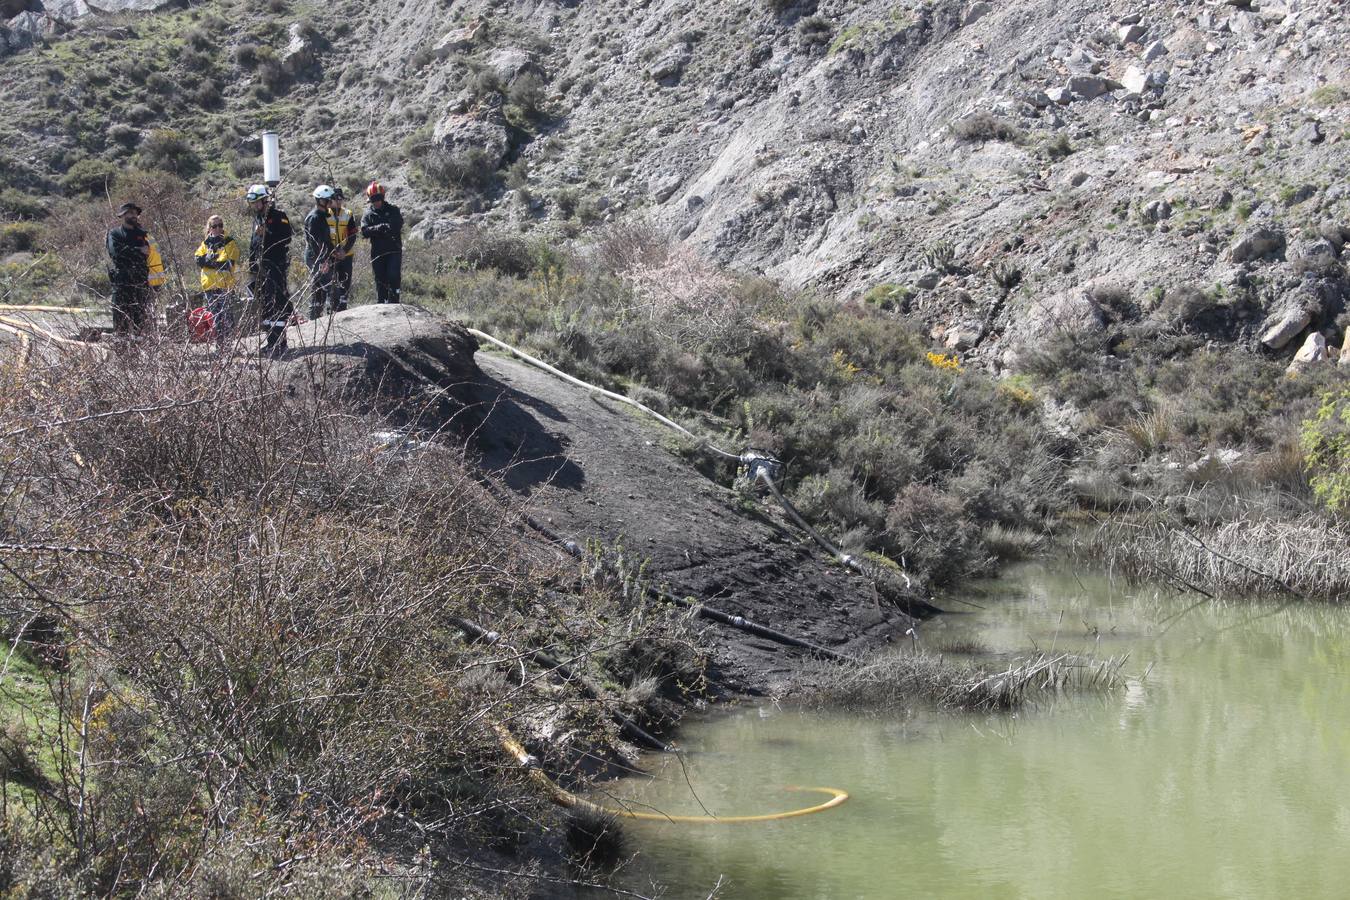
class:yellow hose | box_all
[0,304,101,313]
[494,725,849,824]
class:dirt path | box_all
[470,349,916,696]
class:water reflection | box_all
[581,564,1350,899]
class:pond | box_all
[581,564,1350,898]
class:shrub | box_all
[1302,389,1350,515]
[137,129,201,177]
[233,42,260,67]
[506,72,548,120]
[885,483,987,586]
[951,112,1023,144]
[108,122,141,149]
[0,221,42,253]
[798,16,832,46]
[418,147,497,191]
[0,188,46,220]
[59,158,119,196]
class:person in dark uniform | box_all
[359,181,403,305]
[105,201,152,335]
[245,184,293,355]
[303,185,337,320]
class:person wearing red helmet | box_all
[359,181,403,304]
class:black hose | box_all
[507,512,854,664]
[448,616,676,754]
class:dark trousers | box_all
[372,252,401,304]
[308,263,335,318]
[111,282,152,335]
[255,265,291,347]
[203,289,234,345]
[331,256,353,312]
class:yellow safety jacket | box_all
[195,234,240,292]
[146,235,167,288]
[327,206,357,256]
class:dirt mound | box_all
[259,304,483,433]
[260,306,918,694]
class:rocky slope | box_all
[3,0,1347,375]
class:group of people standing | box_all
[105,180,404,355]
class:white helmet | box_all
[313,184,336,200]
[245,184,270,202]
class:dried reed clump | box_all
[803,648,1124,713]
[0,342,699,895]
[1082,515,1350,602]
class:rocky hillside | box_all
[2,0,1347,375]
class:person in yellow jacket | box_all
[326,187,358,313]
[146,234,167,291]
[194,215,240,344]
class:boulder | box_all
[1066,48,1102,73]
[1142,40,1168,62]
[85,0,179,11]
[280,22,316,76]
[39,0,89,21]
[1258,307,1311,349]
[1292,120,1324,145]
[963,1,992,26]
[484,47,538,84]
[1119,66,1165,94]
[649,173,683,203]
[649,43,692,83]
[1286,332,1327,374]
[1341,330,1350,368]
[1046,86,1073,105]
[1289,237,1338,274]
[1067,75,1111,100]
[431,21,481,59]
[1229,225,1285,263]
[432,113,510,169]
[945,326,981,350]
[1117,23,1146,44]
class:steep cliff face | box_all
[1,0,1347,367]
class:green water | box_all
[585,565,1350,899]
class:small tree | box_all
[1301,389,1350,516]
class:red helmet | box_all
[366,180,385,199]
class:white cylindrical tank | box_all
[261,131,281,186]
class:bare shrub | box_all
[951,112,1023,144]
[621,242,751,353]
[0,345,700,893]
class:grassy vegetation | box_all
[0,345,707,895]
[800,647,1125,712]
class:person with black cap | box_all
[106,201,153,335]
[245,184,293,355]
[360,181,403,304]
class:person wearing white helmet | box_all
[303,184,338,320]
[246,184,293,355]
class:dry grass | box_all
[802,647,1124,713]
[1081,515,1350,602]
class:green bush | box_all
[0,188,46,220]
[0,222,42,253]
[59,158,119,196]
[1302,390,1350,515]
[137,130,201,177]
